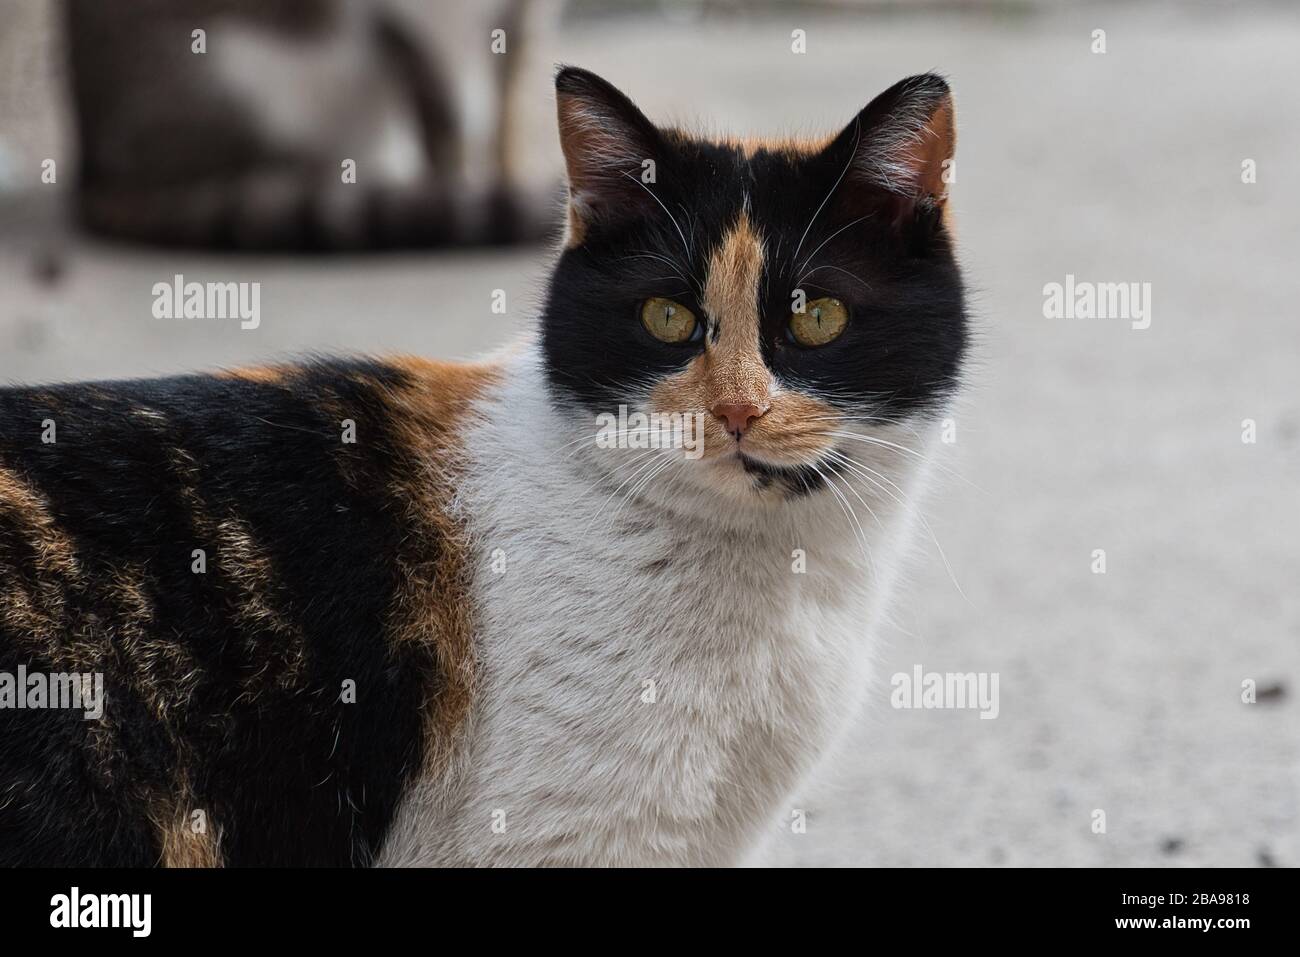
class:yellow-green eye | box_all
[640,297,698,343]
[789,297,849,347]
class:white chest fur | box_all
[379,352,930,866]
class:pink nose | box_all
[711,401,766,438]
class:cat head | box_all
[541,67,966,507]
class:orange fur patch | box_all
[728,133,834,159]
[702,210,768,399]
[0,464,81,647]
[563,203,587,248]
[918,99,956,201]
[375,357,501,781]
[153,787,224,868]
[216,365,288,384]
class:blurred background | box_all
[2,0,1297,866]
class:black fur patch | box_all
[738,452,835,498]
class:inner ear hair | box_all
[554,66,662,235]
[846,73,956,211]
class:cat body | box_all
[0,68,966,866]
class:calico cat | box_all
[62,0,559,248]
[0,67,966,867]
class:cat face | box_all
[541,68,967,503]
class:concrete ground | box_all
[2,2,1297,866]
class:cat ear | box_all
[555,67,662,239]
[829,73,956,225]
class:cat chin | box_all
[656,449,839,511]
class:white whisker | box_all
[791,118,860,266]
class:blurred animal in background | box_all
[63,0,561,249]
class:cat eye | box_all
[640,297,699,344]
[789,297,849,347]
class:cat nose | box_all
[711,401,767,438]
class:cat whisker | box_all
[823,428,981,493]
[794,215,870,278]
[568,449,669,540]
[679,202,697,259]
[807,412,918,431]
[581,448,676,539]
[615,251,692,287]
[619,170,700,285]
[558,428,659,461]
[822,430,926,463]
[606,453,679,533]
[801,413,940,453]
[484,429,662,501]
[826,447,969,604]
[791,117,860,266]
[797,263,870,292]
[826,462,885,533]
[808,460,874,574]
